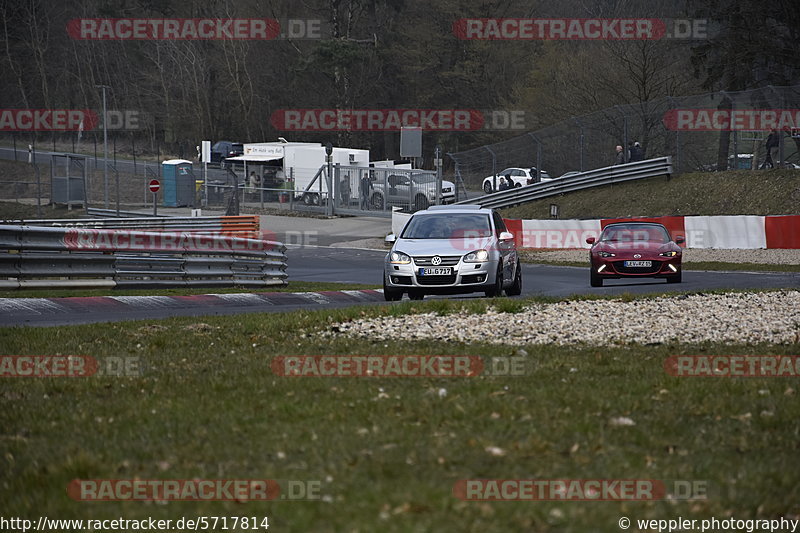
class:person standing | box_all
[628,141,643,162]
[634,141,645,160]
[761,129,779,169]
[614,145,625,165]
[359,172,373,210]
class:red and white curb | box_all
[0,290,385,319]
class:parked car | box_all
[370,173,456,212]
[482,167,551,194]
[383,205,522,301]
[586,222,683,287]
[210,141,244,169]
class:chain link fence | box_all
[449,85,800,191]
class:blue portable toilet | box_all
[161,159,194,207]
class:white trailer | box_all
[229,142,370,204]
[369,159,412,170]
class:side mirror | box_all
[586,237,596,245]
[384,234,397,245]
[675,236,685,244]
[499,231,514,241]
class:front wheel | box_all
[483,181,493,194]
[590,267,603,287]
[666,272,682,284]
[413,195,429,212]
[506,263,522,296]
[383,276,403,301]
[485,263,504,298]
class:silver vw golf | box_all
[383,205,522,301]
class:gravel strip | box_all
[519,248,800,265]
[327,291,800,346]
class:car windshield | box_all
[401,213,492,239]
[601,224,671,243]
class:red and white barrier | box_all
[390,210,800,249]
[506,215,800,249]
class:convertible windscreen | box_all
[600,225,671,243]
[401,214,492,239]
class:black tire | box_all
[485,262,504,298]
[514,182,522,188]
[408,291,425,301]
[483,181,493,194]
[590,268,603,287]
[371,192,384,210]
[383,276,403,301]
[506,263,522,296]
[666,271,682,284]
[413,195,429,212]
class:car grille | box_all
[442,187,452,193]
[613,260,663,274]
[416,274,457,286]
[413,255,460,266]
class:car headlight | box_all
[660,251,679,257]
[464,249,489,263]
[597,251,616,258]
[390,251,411,264]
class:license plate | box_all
[418,267,452,276]
[624,260,652,268]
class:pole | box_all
[528,133,543,182]
[326,155,333,216]
[153,191,158,216]
[485,146,497,192]
[95,84,111,209]
[573,118,585,172]
[434,145,442,205]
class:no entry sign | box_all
[149,179,160,193]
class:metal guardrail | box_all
[86,207,166,218]
[456,157,673,209]
[13,215,261,237]
[0,225,287,289]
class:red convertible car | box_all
[586,222,684,287]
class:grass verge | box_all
[1,293,798,531]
